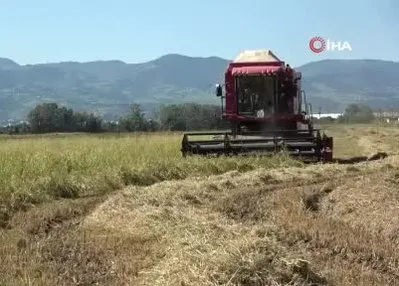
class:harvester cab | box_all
[181,50,333,162]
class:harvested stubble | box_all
[81,156,399,285]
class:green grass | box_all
[0,132,302,220]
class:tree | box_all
[120,104,149,131]
[338,103,375,123]
[25,102,228,134]
[85,113,103,132]
[159,104,186,131]
[158,103,226,131]
[27,103,103,133]
[27,103,62,133]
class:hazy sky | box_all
[1,0,398,66]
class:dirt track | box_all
[2,125,399,285]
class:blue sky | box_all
[1,0,398,66]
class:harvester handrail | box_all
[182,130,232,136]
[183,129,325,136]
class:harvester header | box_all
[181,49,333,162]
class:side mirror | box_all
[215,84,222,97]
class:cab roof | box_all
[233,50,283,64]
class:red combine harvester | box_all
[181,50,333,162]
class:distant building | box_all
[373,111,399,118]
[312,113,342,119]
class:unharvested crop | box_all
[0,132,300,224]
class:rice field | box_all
[1,124,399,285]
[0,132,300,221]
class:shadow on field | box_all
[332,152,388,164]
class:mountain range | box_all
[0,54,398,122]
